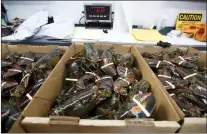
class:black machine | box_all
[83,4,113,29]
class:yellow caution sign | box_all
[176,13,203,30]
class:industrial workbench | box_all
[1,27,206,51]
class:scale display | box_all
[91,8,105,13]
[84,4,111,22]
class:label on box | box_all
[49,116,80,125]
[176,13,203,30]
[125,119,154,126]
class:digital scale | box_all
[84,4,113,29]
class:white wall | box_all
[130,1,206,26]
[3,1,206,27]
[3,1,116,23]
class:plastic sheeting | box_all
[2,10,49,40]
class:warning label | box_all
[178,14,202,21]
[176,13,203,30]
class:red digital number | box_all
[100,9,105,12]
[92,8,105,13]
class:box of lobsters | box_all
[1,43,67,132]
[17,43,182,133]
[136,46,206,133]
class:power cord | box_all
[79,16,85,24]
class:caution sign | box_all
[176,13,203,30]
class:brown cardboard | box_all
[21,117,180,133]
[1,43,68,59]
[136,46,207,133]
[1,43,67,132]
[20,44,181,133]
[49,116,80,126]
[179,118,206,133]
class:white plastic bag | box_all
[2,10,49,40]
[33,21,74,39]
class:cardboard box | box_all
[17,44,181,133]
[1,43,67,132]
[136,46,206,133]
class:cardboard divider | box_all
[19,44,181,133]
[22,97,52,117]
[136,46,207,133]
